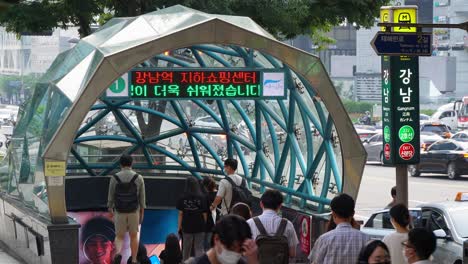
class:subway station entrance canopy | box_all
[0,5,366,223]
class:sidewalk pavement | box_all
[0,246,22,264]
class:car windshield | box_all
[449,209,468,238]
[423,125,448,133]
[420,115,430,120]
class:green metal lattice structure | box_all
[0,5,366,224]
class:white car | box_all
[361,193,468,264]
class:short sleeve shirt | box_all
[216,174,243,215]
[247,210,299,250]
[308,223,369,264]
[176,194,209,233]
[383,232,408,264]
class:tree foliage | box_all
[1,0,389,39]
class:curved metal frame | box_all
[41,7,366,223]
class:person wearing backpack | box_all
[107,154,146,264]
[210,159,252,216]
[246,190,298,264]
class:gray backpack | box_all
[253,217,289,264]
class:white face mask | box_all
[216,246,242,264]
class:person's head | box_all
[365,111,371,116]
[212,215,252,264]
[120,154,133,168]
[224,158,238,175]
[185,176,202,196]
[404,228,436,262]
[81,217,115,264]
[231,203,252,220]
[202,176,217,192]
[330,193,355,222]
[358,240,391,264]
[391,186,397,199]
[389,203,410,229]
[163,233,182,263]
[260,189,283,211]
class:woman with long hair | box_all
[159,234,182,264]
[357,240,391,264]
[383,204,411,264]
[176,176,209,260]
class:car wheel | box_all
[447,162,460,180]
[408,165,420,177]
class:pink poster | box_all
[68,211,131,264]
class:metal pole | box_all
[377,21,468,31]
[395,164,408,206]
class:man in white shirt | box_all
[210,158,244,215]
[403,228,437,264]
[247,189,299,258]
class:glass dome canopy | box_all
[0,5,366,223]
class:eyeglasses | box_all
[401,241,415,249]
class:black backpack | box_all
[113,174,139,213]
[253,217,289,264]
[223,176,252,212]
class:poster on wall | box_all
[68,210,177,264]
[68,211,131,264]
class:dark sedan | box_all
[408,139,468,180]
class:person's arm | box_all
[211,196,222,211]
[107,176,116,217]
[286,221,299,258]
[139,176,146,224]
[211,180,225,210]
[178,211,183,232]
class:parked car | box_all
[420,113,431,124]
[363,132,442,164]
[361,193,468,264]
[354,125,378,142]
[421,122,452,138]
[451,131,468,142]
[408,139,468,179]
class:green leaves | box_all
[0,0,390,40]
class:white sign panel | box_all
[262,72,285,97]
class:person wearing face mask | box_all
[382,204,410,264]
[185,215,258,264]
[357,240,392,264]
[402,228,436,264]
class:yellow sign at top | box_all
[44,160,66,177]
[380,8,391,31]
[392,7,417,32]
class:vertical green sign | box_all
[382,55,420,165]
[392,56,420,164]
[382,56,394,164]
